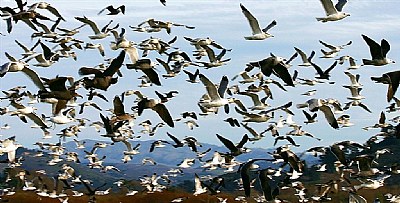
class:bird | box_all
[240,3,276,40]
[216,134,249,156]
[79,50,126,90]
[75,16,116,39]
[371,70,400,102]
[183,69,200,83]
[136,97,174,127]
[316,0,350,22]
[319,40,352,53]
[361,34,395,66]
[98,5,125,15]
[294,47,315,67]
[196,45,230,68]
[126,59,161,86]
[310,61,338,80]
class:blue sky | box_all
[0,0,399,152]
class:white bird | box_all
[193,173,207,196]
[240,3,276,40]
[316,0,350,22]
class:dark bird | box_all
[248,54,294,87]
[98,5,125,15]
[371,70,400,102]
[310,61,338,80]
[224,117,240,127]
[183,69,200,83]
[216,134,248,156]
[160,0,166,6]
[38,76,81,115]
[166,132,184,148]
[79,50,125,90]
[361,34,395,66]
[126,59,161,86]
[136,97,174,127]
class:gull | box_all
[29,2,65,21]
[319,104,339,129]
[241,123,265,141]
[14,39,41,59]
[193,173,207,196]
[231,71,258,84]
[184,36,228,50]
[156,58,180,78]
[316,0,350,22]
[27,42,59,67]
[371,70,400,102]
[344,71,362,87]
[138,18,195,34]
[57,23,86,36]
[224,117,240,127]
[0,53,45,90]
[240,3,276,40]
[196,45,230,68]
[75,16,115,39]
[184,120,199,130]
[178,158,195,168]
[337,114,354,127]
[319,40,352,53]
[346,56,363,70]
[320,49,338,58]
[343,86,365,100]
[238,91,269,110]
[287,125,320,141]
[98,5,125,15]
[0,136,22,164]
[31,17,61,39]
[344,100,372,113]
[294,47,315,67]
[198,74,245,114]
[84,43,105,57]
[302,89,317,96]
[362,34,395,66]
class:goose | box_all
[98,5,125,15]
[216,134,249,156]
[136,96,174,127]
[316,0,350,22]
[240,3,276,40]
[79,50,125,90]
[371,70,400,102]
[362,34,395,66]
[127,59,161,86]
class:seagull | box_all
[75,16,116,39]
[98,5,125,15]
[126,59,161,86]
[310,61,338,80]
[362,34,395,66]
[197,45,230,68]
[193,173,207,196]
[198,74,241,114]
[316,0,350,22]
[240,3,276,40]
[371,70,400,102]
[183,69,200,83]
[0,136,22,164]
[319,40,352,53]
[294,47,315,67]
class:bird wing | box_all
[272,62,294,87]
[217,75,229,98]
[386,71,400,102]
[103,50,125,76]
[262,20,277,33]
[216,134,237,153]
[153,103,174,127]
[142,68,161,86]
[113,96,125,116]
[240,4,262,35]
[237,134,249,148]
[200,45,216,62]
[319,105,339,129]
[381,39,391,58]
[335,0,348,12]
[75,16,100,34]
[21,67,46,90]
[362,34,383,60]
[199,74,221,101]
[319,0,338,15]
[167,132,182,146]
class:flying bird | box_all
[361,34,395,66]
[240,3,276,40]
[316,0,350,22]
[98,5,125,15]
[371,70,400,102]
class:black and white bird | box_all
[316,0,350,22]
[362,34,395,66]
[240,3,276,40]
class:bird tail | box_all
[316,18,326,22]
[362,59,372,65]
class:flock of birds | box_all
[0,0,400,202]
